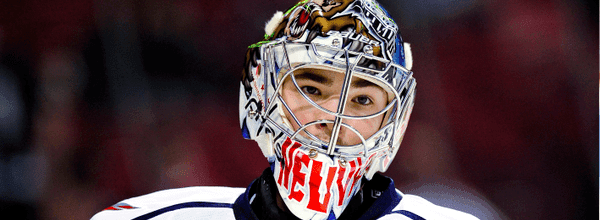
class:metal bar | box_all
[327,50,360,155]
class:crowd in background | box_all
[0,0,597,219]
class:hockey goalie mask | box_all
[239,0,415,219]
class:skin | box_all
[280,68,388,146]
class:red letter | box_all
[335,165,347,206]
[348,157,362,199]
[288,151,310,202]
[307,160,337,212]
[278,137,302,190]
[344,158,363,199]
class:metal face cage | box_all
[260,40,415,159]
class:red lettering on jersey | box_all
[278,137,301,190]
[307,160,337,212]
[288,150,310,202]
[103,203,137,211]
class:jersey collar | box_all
[233,168,402,220]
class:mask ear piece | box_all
[403,42,413,70]
[265,11,284,38]
[255,132,276,163]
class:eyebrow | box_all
[293,72,379,88]
[293,72,332,86]
[352,78,379,88]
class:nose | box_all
[308,96,346,140]
[315,95,341,122]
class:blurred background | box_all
[0,0,597,219]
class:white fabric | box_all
[388,189,480,220]
[91,186,478,220]
[91,186,244,220]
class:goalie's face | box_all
[280,68,388,146]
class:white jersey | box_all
[91,179,478,220]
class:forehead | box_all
[291,68,381,89]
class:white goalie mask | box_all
[239,0,415,219]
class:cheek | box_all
[281,88,308,129]
[351,115,384,138]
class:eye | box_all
[301,86,321,95]
[353,95,372,105]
